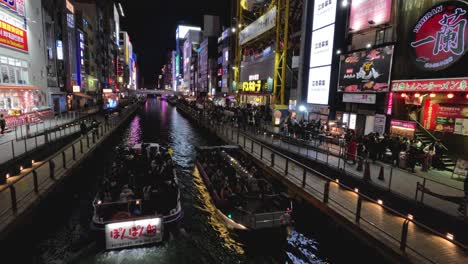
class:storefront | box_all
[389,119,417,139]
[0,86,45,116]
[238,78,273,106]
[392,78,468,137]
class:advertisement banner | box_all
[342,93,376,104]
[349,0,392,32]
[313,0,337,30]
[0,19,28,51]
[392,78,468,92]
[374,114,387,135]
[105,218,163,250]
[410,2,468,71]
[453,159,468,177]
[434,104,468,134]
[239,6,276,45]
[309,24,335,68]
[338,45,394,92]
[307,66,331,105]
[390,119,417,130]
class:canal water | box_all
[3,98,386,264]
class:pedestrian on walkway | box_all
[346,137,357,164]
[80,121,87,136]
[0,114,5,134]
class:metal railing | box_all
[0,105,137,231]
[177,103,468,263]
[0,108,100,166]
[410,117,448,151]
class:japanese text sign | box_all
[105,217,163,250]
[0,18,27,51]
[391,78,468,92]
[390,120,417,130]
[410,2,468,71]
[241,80,265,93]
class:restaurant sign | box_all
[105,217,163,250]
[338,46,394,92]
[390,119,417,130]
[241,80,267,93]
[391,78,468,92]
[410,1,468,71]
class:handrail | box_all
[230,125,468,251]
[0,104,137,194]
[178,103,468,251]
[236,120,464,192]
[409,116,448,151]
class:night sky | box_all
[118,0,231,88]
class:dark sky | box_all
[118,0,231,87]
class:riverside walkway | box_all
[178,104,468,264]
[0,104,138,238]
[0,107,99,165]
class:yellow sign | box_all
[242,80,264,93]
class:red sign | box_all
[349,0,392,32]
[391,78,468,92]
[386,92,394,115]
[390,120,417,129]
[0,19,28,51]
[410,2,468,71]
[0,0,16,11]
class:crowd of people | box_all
[96,143,178,219]
[199,148,277,211]
[181,99,449,174]
[343,130,447,173]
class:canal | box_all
[3,98,386,263]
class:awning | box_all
[73,92,93,100]
[0,85,40,90]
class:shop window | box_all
[0,56,29,85]
[375,29,385,46]
[1,66,8,83]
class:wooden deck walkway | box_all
[0,105,138,237]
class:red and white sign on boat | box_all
[391,78,468,92]
[105,217,163,250]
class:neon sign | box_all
[410,2,468,71]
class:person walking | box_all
[0,114,5,135]
[346,137,357,164]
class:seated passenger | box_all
[119,184,135,202]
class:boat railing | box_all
[251,211,290,229]
[93,199,144,223]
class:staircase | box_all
[414,130,456,172]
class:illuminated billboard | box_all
[307,0,337,105]
[349,0,392,32]
[105,217,163,250]
[307,66,332,105]
[313,0,337,30]
[309,24,335,68]
[176,25,201,40]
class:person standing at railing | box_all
[0,114,5,135]
[346,137,357,165]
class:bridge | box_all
[134,89,176,96]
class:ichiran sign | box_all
[410,1,468,71]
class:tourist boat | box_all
[167,95,178,105]
[91,143,182,250]
[196,145,292,240]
